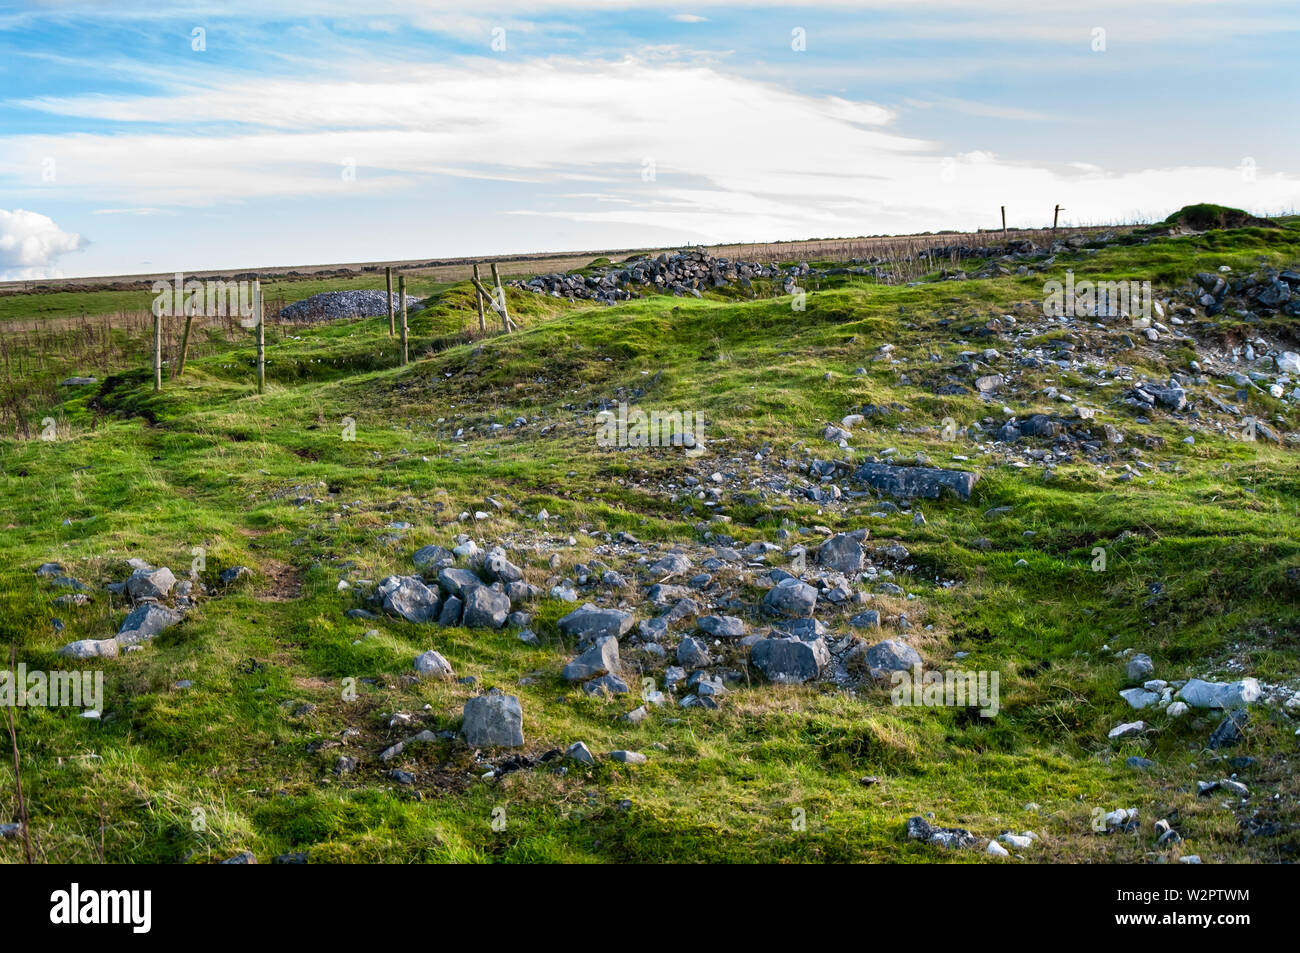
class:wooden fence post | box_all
[152,307,162,392]
[490,262,513,332]
[1052,205,1063,232]
[255,282,265,394]
[176,305,195,378]
[472,263,487,335]
[399,275,408,365]
[386,266,395,337]
[1001,206,1007,236]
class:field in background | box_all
[0,224,1120,300]
[0,224,1114,437]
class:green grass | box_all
[1,230,1298,863]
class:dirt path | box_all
[258,559,303,602]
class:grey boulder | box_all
[57,638,120,660]
[849,610,881,629]
[219,566,252,585]
[437,595,463,626]
[436,567,484,597]
[377,574,441,624]
[697,615,747,638]
[608,750,646,764]
[412,544,455,571]
[761,577,818,618]
[562,636,620,682]
[1207,709,1249,749]
[860,639,921,673]
[774,617,829,641]
[558,604,635,644]
[116,603,183,644]
[483,550,524,584]
[646,552,692,577]
[414,649,454,679]
[906,816,978,850]
[583,674,631,695]
[1126,653,1155,683]
[676,636,712,670]
[566,741,595,765]
[750,636,829,684]
[126,566,176,602]
[462,691,524,747]
[1177,678,1260,710]
[818,533,865,573]
[461,586,510,629]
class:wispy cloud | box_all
[1,1,1296,275]
[3,54,1294,248]
[902,96,1059,122]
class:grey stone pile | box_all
[372,540,540,630]
[514,247,818,304]
[279,290,421,322]
[42,557,199,660]
[1189,268,1300,318]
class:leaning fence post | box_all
[386,266,395,337]
[176,299,195,378]
[255,282,265,394]
[1001,205,1007,236]
[399,275,408,365]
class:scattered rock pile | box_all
[1186,268,1300,318]
[344,526,943,728]
[37,558,259,662]
[41,558,200,660]
[515,247,853,304]
[515,235,1140,304]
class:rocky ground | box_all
[5,214,1300,863]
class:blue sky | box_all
[1,0,1298,279]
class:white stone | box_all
[1120,688,1160,710]
[1177,678,1260,710]
[1108,720,1145,740]
[998,832,1034,849]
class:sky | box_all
[0,0,1298,280]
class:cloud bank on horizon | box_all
[0,0,1297,279]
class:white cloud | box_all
[0,209,86,279]
[0,54,1296,252]
[672,14,709,23]
[92,207,168,216]
[902,96,1058,122]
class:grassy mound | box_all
[1162,203,1279,231]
